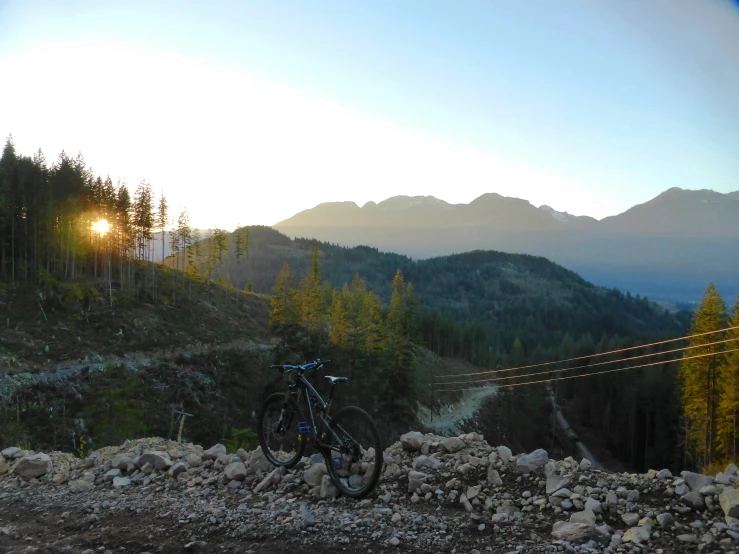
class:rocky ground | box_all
[1,432,738,554]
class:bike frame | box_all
[288,370,346,453]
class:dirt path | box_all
[418,385,498,435]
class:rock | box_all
[224,461,248,481]
[254,468,281,493]
[389,537,400,547]
[69,479,93,493]
[719,488,739,519]
[491,513,509,523]
[726,463,738,476]
[203,444,227,460]
[440,437,465,454]
[551,522,606,544]
[621,513,640,527]
[141,462,154,474]
[0,455,8,476]
[104,468,122,482]
[466,485,481,500]
[11,453,51,478]
[716,472,732,485]
[656,512,674,528]
[460,493,473,512]
[656,468,672,479]
[676,534,698,543]
[303,462,327,487]
[111,454,134,471]
[498,445,512,464]
[627,489,639,502]
[137,452,171,471]
[681,491,706,510]
[1,447,20,458]
[682,471,714,491]
[413,455,441,470]
[320,475,339,499]
[249,447,272,473]
[184,453,202,467]
[570,509,596,525]
[171,462,187,477]
[408,470,428,493]
[487,466,503,487]
[544,460,556,477]
[546,474,572,494]
[675,483,690,496]
[400,431,424,451]
[585,498,602,514]
[112,476,131,488]
[579,458,592,471]
[516,449,549,473]
[623,526,651,544]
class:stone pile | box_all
[1,433,738,553]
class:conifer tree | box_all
[301,241,324,332]
[680,283,728,469]
[270,263,299,332]
[157,192,168,262]
[718,296,739,461]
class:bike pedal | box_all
[297,422,312,435]
[331,457,343,469]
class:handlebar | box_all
[271,359,331,373]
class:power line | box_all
[436,336,739,387]
[435,347,739,393]
[435,324,739,380]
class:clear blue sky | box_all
[1,0,738,229]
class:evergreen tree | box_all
[680,283,728,469]
[270,263,300,332]
[718,296,739,461]
[157,192,168,262]
[301,240,324,332]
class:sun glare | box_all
[91,219,110,235]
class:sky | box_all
[1,0,738,230]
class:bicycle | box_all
[256,359,383,498]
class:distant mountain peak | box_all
[374,195,452,211]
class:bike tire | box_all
[323,405,383,499]
[257,392,307,468]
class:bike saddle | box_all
[324,376,349,384]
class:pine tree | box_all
[301,241,324,332]
[157,192,168,262]
[717,295,739,462]
[234,225,249,264]
[270,263,299,332]
[329,289,348,346]
[680,283,728,469]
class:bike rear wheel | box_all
[257,392,306,468]
[323,405,383,498]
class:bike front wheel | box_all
[257,392,307,468]
[323,405,383,498]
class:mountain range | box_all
[274,187,739,303]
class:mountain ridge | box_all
[274,187,739,302]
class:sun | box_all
[91,219,110,235]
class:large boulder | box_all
[546,474,572,494]
[551,522,606,544]
[224,461,248,481]
[0,454,8,476]
[136,452,171,471]
[203,444,227,461]
[720,488,739,519]
[440,437,465,454]
[681,491,705,510]
[400,432,424,452]
[111,455,135,471]
[12,453,51,478]
[303,463,327,487]
[249,447,272,473]
[1,447,20,458]
[498,446,512,464]
[516,449,549,473]
[570,509,596,525]
[682,471,714,491]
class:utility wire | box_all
[435,324,739,380]
[436,336,739,387]
[435,346,739,393]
